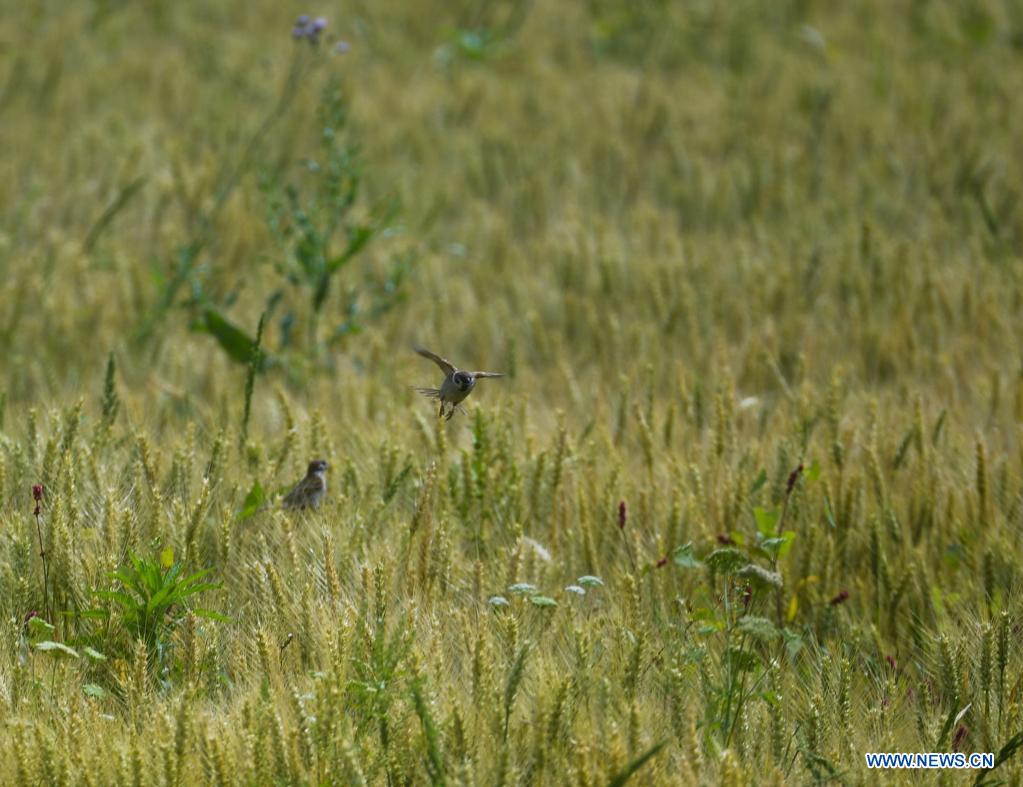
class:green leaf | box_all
[327,224,375,273]
[146,583,176,615]
[607,741,667,787]
[753,507,779,536]
[191,608,232,623]
[410,680,446,785]
[673,542,702,568]
[34,640,80,658]
[529,595,558,607]
[236,480,267,521]
[805,458,821,482]
[737,615,780,641]
[191,308,270,369]
[95,590,138,611]
[781,628,805,659]
[749,469,768,496]
[74,609,110,620]
[760,531,796,559]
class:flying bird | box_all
[282,459,329,510]
[414,346,504,420]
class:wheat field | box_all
[2,1,1023,784]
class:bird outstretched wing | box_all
[414,346,456,376]
[469,371,505,378]
[414,387,443,400]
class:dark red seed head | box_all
[786,464,804,495]
[829,590,850,605]
[953,725,969,752]
[656,556,668,568]
[618,501,627,529]
[32,484,43,502]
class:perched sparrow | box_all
[282,459,329,510]
[414,346,504,420]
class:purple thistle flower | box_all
[292,14,327,44]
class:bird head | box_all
[453,371,474,390]
[307,459,329,476]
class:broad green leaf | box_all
[191,608,232,623]
[749,469,768,496]
[781,628,805,659]
[673,542,702,569]
[760,531,796,559]
[236,480,267,521]
[191,308,270,369]
[776,530,797,558]
[178,582,222,598]
[147,583,175,615]
[805,458,821,482]
[95,590,138,611]
[753,507,779,536]
[327,224,374,273]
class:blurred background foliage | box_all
[2,0,1023,783]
